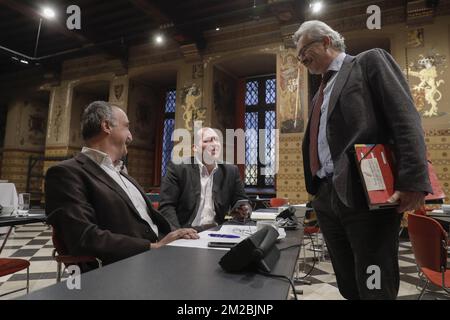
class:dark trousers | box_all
[311,178,401,300]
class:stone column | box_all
[1,95,49,199]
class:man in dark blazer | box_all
[45,101,198,271]
[159,127,250,230]
[294,21,431,299]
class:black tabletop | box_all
[428,213,450,224]
[23,227,303,300]
[0,209,46,227]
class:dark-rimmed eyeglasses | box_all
[297,39,323,61]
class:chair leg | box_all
[418,280,429,300]
[303,239,307,273]
[0,267,31,298]
[320,233,325,261]
[56,261,61,283]
[26,267,29,294]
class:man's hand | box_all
[387,191,425,213]
[150,228,199,249]
[230,204,252,221]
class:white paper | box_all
[167,230,243,250]
[219,225,286,240]
[360,158,386,191]
[251,211,278,220]
[167,225,286,250]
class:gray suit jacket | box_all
[159,159,248,229]
[302,49,432,210]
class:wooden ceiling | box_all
[0,0,306,75]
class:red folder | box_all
[354,144,445,210]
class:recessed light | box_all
[310,1,323,14]
[215,27,220,31]
[155,34,164,44]
[42,7,56,19]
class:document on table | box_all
[220,225,286,240]
[167,225,286,250]
[167,230,244,251]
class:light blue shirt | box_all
[316,52,346,178]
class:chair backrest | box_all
[269,197,288,208]
[407,213,448,273]
[51,227,68,256]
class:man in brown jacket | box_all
[45,101,198,270]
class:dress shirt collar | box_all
[81,147,123,172]
[195,155,218,176]
[327,52,346,72]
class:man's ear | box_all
[101,120,112,134]
[323,36,332,49]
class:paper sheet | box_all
[360,158,386,191]
[167,225,286,250]
[167,230,243,251]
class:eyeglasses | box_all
[297,39,323,61]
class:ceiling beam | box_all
[0,0,129,69]
[127,0,203,48]
[127,0,172,25]
[0,0,91,45]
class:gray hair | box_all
[81,101,117,140]
[293,20,346,52]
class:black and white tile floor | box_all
[1,223,449,300]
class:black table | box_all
[0,209,46,254]
[428,212,450,234]
[22,227,304,300]
[0,210,46,227]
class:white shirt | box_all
[191,158,218,227]
[81,147,159,236]
[317,52,347,178]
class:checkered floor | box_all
[1,223,449,300]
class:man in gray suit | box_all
[294,21,431,299]
[159,127,250,230]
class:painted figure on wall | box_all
[406,52,446,117]
[134,101,153,141]
[28,112,46,145]
[114,84,124,101]
[52,105,63,142]
[214,79,235,131]
[279,52,304,133]
[180,83,204,131]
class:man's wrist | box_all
[150,242,160,249]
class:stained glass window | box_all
[244,76,276,187]
[161,89,176,177]
[245,112,258,186]
[245,81,258,106]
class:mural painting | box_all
[279,52,304,133]
[406,51,446,118]
[180,83,204,131]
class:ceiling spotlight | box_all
[215,27,220,31]
[20,59,29,65]
[154,34,164,44]
[42,7,56,19]
[310,1,323,14]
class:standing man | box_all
[159,127,250,230]
[45,101,198,271]
[294,21,431,299]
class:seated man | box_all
[159,127,251,230]
[45,101,198,271]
